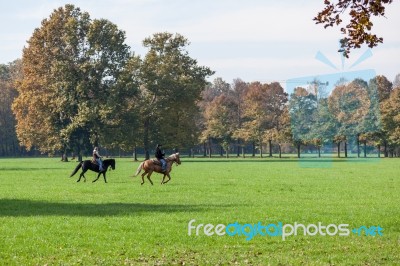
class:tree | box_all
[289,87,317,158]
[0,60,22,156]
[314,0,393,57]
[269,106,292,158]
[198,78,230,157]
[328,82,371,157]
[230,79,248,157]
[264,82,288,157]
[309,98,337,157]
[381,88,400,154]
[369,75,393,102]
[235,82,265,157]
[12,4,131,160]
[202,94,237,158]
[100,55,142,160]
[138,32,214,159]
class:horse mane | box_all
[103,158,115,166]
[167,153,179,161]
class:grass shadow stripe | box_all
[0,198,213,217]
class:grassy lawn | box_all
[0,156,399,265]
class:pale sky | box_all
[1,0,399,85]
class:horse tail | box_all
[134,162,144,177]
[70,162,82,177]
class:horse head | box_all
[108,159,116,170]
[173,153,181,165]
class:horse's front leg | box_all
[103,172,107,183]
[93,173,101,183]
[163,173,171,184]
[161,174,166,184]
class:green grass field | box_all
[0,156,399,265]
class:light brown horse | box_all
[134,153,181,185]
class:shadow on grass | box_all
[0,167,65,171]
[185,159,350,163]
[0,199,226,217]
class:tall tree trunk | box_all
[252,141,256,157]
[297,143,301,158]
[269,139,272,157]
[318,146,321,158]
[384,141,388,157]
[344,142,348,158]
[337,142,340,158]
[220,146,223,157]
[203,142,206,157]
[143,118,150,160]
[259,140,263,158]
[279,144,282,158]
[357,134,360,158]
[363,140,367,158]
[77,146,83,162]
[133,146,138,161]
[236,139,240,157]
[377,144,381,158]
[208,137,212,158]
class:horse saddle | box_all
[151,159,162,166]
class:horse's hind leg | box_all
[147,172,154,185]
[77,172,86,182]
[141,172,146,185]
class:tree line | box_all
[1,4,400,159]
[199,74,400,158]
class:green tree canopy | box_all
[12,4,132,158]
[138,32,214,158]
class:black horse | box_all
[70,159,115,183]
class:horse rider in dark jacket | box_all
[155,144,166,172]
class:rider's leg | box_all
[161,159,166,171]
[96,159,104,171]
